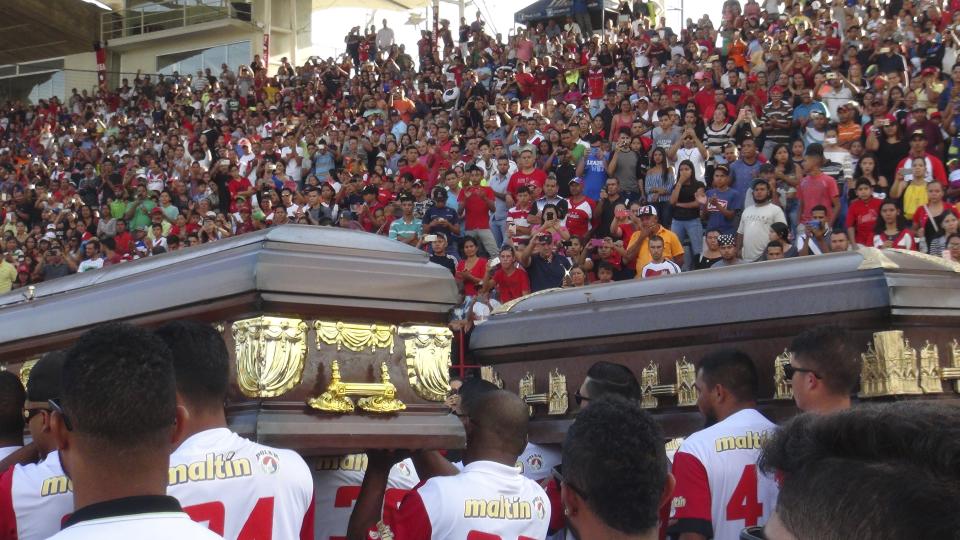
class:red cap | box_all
[770,85,784,94]
[747,74,759,83]
[921,67,939,76]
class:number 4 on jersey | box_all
[725,465,763,527]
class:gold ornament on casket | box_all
[315,321,395,353]
[399,325,453,402]
[773,349,793,400]
[480,366,504,389]
[517,369,568,416]
[640,357,698,409]
[232,317,308,398]
[18,358,38,390]
[307,360,406,413]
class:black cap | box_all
[361,185,378,196]
[26,351,66,403]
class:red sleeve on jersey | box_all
[377,490,432,540]
[300,493,315,540]
[544,477,564,533]
[670,451,711,522]
[0,467,16,540]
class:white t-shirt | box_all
[737,203,786,261]
[375,460,550,540]
[168,428,313,540]
[311,454,419,540]
[668,409,779,539]
[48,509,221,540]
[640,259,682,278]
[0,451,71,540]
[675,147,707,183]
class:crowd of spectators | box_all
[2,0,960,312]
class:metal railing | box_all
[100,0,251,42]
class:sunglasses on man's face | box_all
[783,363,820,380]
[574,391,590,406]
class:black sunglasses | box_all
[48,398,72,431]
[552,465,587,500]
[783,363,820,380]
[740,526,765,540]
[574,392,590,406]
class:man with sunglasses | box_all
[784,326,858,414]
[0,351,72,540]
[560,394,674,540]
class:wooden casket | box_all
[469,248,960,441]
[0,225,464,454]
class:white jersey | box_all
[49,508,222,540]
[375,460,550,540]
[640,260,682,278]
[668,409,778,540]
[311,454,419,540]
[169,428,314,540]
[0,451,72,540]
[515,443,562,482]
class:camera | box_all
[544,211,556,221]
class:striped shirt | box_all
[644,169,674,198]
[761,100,794,145]
[704,122,734,164]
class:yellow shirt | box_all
[0,260,16,293]
[627,225,684,274]
[902,182,928,220]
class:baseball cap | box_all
[638,205,658,217]
[910,129,925,139]
[569,176,584,185]
[151,207,163,215]
[714,164,730,174]
[26,351,66,403]
[717,234,736,247]
[361,185,379,196]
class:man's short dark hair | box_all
[0,371,25,437]
[696,348,758,403]
[759,402,960,539]
[766,240,783,251]
[563,395,667,534]
[585,361,641,400]
[458,377,500,415]
[811,204,827,214]
[153,320,230,409]
[62,323,177,449]
[596,261,615,274]
[787,326,858,395]
[648,235,664,246]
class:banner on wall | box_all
[94,42,107,91]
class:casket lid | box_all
[0,225,458,351]
[470,248,960,355]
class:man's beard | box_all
[703,411,718,428]
[754,193,770,204]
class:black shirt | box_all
[526,253,571,292]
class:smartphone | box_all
[615,209,629,218]
[590,238,605,248]
[806,220,821,229]
[423,234,438,242]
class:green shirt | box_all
[109,199,127,220]
[126,199,155,231]
[388,217,421,241]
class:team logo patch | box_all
[396,462,412,476]
[256,450,280,474]
[526,453,543,471]
[533,496,546,520]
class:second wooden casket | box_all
[469,248,960,441]
[0,225,464,454]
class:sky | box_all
[309,0,721,60]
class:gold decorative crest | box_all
[518,369,568,416]
[480,366,504,389]
[232,316,307,398]
[315,321,396,353]
[940,339,960,393]
[859,331,924,397]
[307,360,405,413]
[640,358,698,408]
[773,349,793,400]
[399,325,453,402]
[19,359,38,390]
[918,341,943,394]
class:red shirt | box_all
[565,196,595,238]
[797,173,840,223]
[455,257,488,296]
[458,186,495,230]
[845,197,883,246]
[587,68,605,99]
[492,266,530,303]
[507,169,547,199]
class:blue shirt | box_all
[582,149,608,201]
[729,158,762,198]
[423,205,460,242]
[704,187,742,234]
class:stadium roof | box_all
[0,0,106,65]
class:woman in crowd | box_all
[873,200,916,250]
[669,160,705,269]
[912,183,960,255]
[455,236,487,299]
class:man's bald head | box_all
[468,390,529,459]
